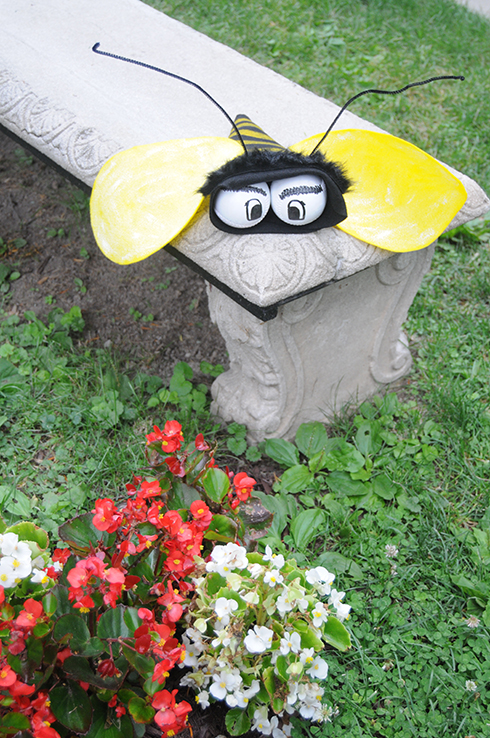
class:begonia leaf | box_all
[262,665,276,697]
[32,621,51,638]
[26,635,43,668]
[274,654,289,682]
[79,637,105,658]
[0,713,30,731]
[53,613,90,651]
[204,571,226,595]
[42,591,58,616]
[323,616,352,651]
[272,697,284,714]
[225,707,251,736]
[295,422,328,458]
[97,606,132,640]
[121,644,155,678]
[204,514,237,542]
[128,696,155,723]
[50,679,93,733]
[168,479,201,509]
[59,512,108,555]
[123,607,142,634]
[202,467,230,503]
[294,621,324,651]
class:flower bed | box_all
[0,421,351,738]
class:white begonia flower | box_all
[214,596,239,625]
[31,568,50,586]
[0,533,19,555]
[263,545,285,570]
[328,589,345,609]
[252,706,272,735]
[264,569,284,588]
[211,629,233,649]
[274,722,292,738]
[306,566,335,587]
[195,690,210,709]
[5,555,31,581]
[276,590,294,615]
[181,635,202,667]
[209,669,242,700]
[248,562,264,579]
[300,647,315,667]
[311,601,329,627]
[306,656,329,680]
[244,625,274,654]
[279,631,302,656]
[0,558,16,588]
[296,682,324,721]
[335,602,352,621]
[235,680,260,708]
[206,543,248,577]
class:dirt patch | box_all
[0,129,228,382]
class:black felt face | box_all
[199,149,351,235]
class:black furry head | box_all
[200,148,352,235]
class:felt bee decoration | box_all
[90,44,467,265]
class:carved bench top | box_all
[1,0,488,317]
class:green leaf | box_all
[0,712,30,731]
[295,422,328,458]
[128,697,155,724]
[316,551,363,580]
[323,615,352,651]
[98,606,132,640]
[294,621,324,650]
[58,511,108,555]
[204,514,237,542]
[83,696,127,738]
[167,480,201,509]
[50,680,93,733]
[123,607,142,635]
[53,613,90,650]
[451,574,489,600]
[225,708,251,736]
[121,644,155,678]
[42,591,58,616]
[324,471,368,497]
[324,440,365,473]
[264,438,299,468]
[290,509,326,550]
[372,473,395,500]
[227,436,247,455]
[279,464,314,494]
[202,467,230,503]
[275,654,289,682]
[355,420,383,456]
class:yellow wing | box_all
[291,129,467,252]
[90,137,243,264]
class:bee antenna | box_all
[92,43,248,154]
[310,74,465,154]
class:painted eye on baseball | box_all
[214,182,271,228]
[270,174,327,225]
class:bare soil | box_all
[0,129,228,383]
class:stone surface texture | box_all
[1,0,489,438]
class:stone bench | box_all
[1,0,489,441]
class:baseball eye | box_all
[270,174,327,225]
[214,183,270,228]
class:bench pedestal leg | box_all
[207,245,434,442]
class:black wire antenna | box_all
[92,43,248,153]
[310,75,465,154]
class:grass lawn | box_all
[1,0,490,735]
